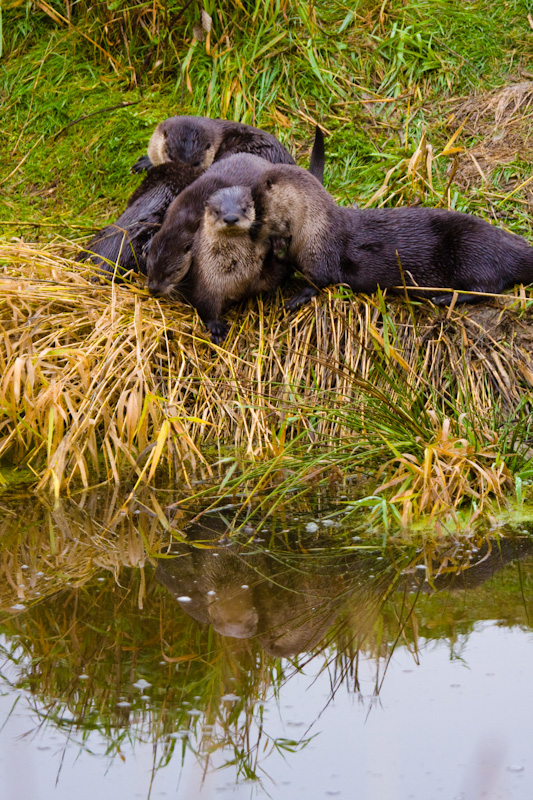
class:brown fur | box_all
[147,154,279,297]
[134,115,296,174]
[187,186,290,342]
[249,164,533,309]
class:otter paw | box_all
[430,292,454,306]
[270,236,291,262]
[131,155,153,173]
[208,320,229,344]
[284,286,319,312]
[431,291,484,306]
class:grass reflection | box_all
[0,489,531,785]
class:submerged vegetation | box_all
[2,0,533,531]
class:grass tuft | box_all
[1,243,532,527]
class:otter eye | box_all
[192,160,201,167]
[205,144,212,150]
[183,243,192,253]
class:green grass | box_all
[2,0,533,231]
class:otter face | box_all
[203,186,255,236]
[147,117,217,170]
[146,211,197,296]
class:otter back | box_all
[77,162,202,277]
[250,165,533,309]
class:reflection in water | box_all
[0,491,531,797]
[157,515,533,659]
[156,516,395,657]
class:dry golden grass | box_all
[375,415,514,526]
[452,81,533,200]
[1,241,533,511]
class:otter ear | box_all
[205,143,213,150]
[265,178,274,190]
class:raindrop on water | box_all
[133,679,152,690]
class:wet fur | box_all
[134,115,296,175]
[249,166,533,309]
[76,162,202,277]
[80,118,321,279]
[146,154,283,296]
[187,186,291,342]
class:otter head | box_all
[202,186,256,238]
[251,172,292,240]
[147,116,217,170]
[146,207,198,297]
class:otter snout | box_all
[222,213,241,225]
[147,280,165,296]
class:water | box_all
[0,494,531,799]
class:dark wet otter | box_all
[246,165,533,309]
[78,123,323,278]
[132,114,304,175]
[181,185,291,342]
[76,162,202,277]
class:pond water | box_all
[0,493,531,799]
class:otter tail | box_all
[308,126,325,185]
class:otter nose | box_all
[223,213,240,225]
[147,281,163,297]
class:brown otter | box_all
[79,124,323,278]
[246,165,533,309]
[146,153,285,299]
[76,162,203,277]
[181,185,291,342]
[132,115,296,175]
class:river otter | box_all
[132,114,300,173]
[245,165,533,309]
[180,185,291,342]
[76,162,203,277]
[146,153,287,299]
[79,124,323,278]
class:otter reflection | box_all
[402,537,533,593]
[156,518,395,657]
[156,517,533,657]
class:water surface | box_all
[0,492,531,799]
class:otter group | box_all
[78,114,533,343]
